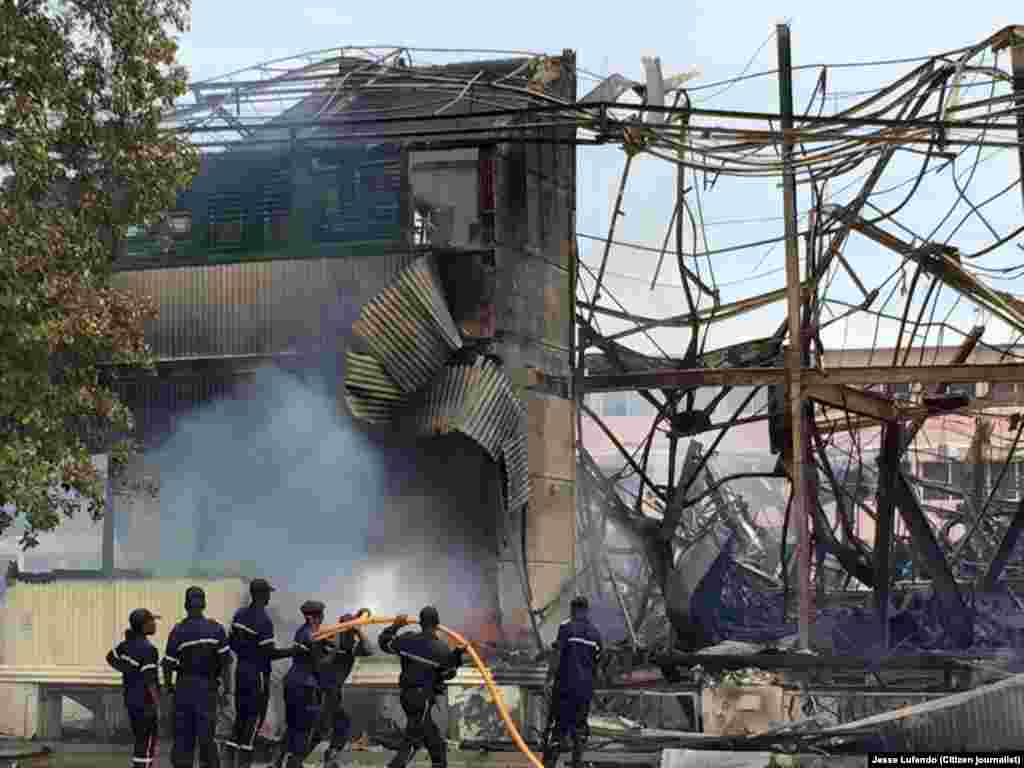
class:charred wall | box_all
[107,52,578,643]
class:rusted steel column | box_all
[777,22,811,650]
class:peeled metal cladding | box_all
[500,415,530,515]
[351,254,463,393]
[344,253,530,516]
[413,357,518,460]
[343,351,409,424]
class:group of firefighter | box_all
[106,578,603,768]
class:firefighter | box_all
[276,600,326,768]
[106,608,162,767]
[543,596,602,768]
[303,609,372,768]
[224,579,297,768]
[162,586,232,768]
[379,606,465,768]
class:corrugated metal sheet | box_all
[112,374,240,446]
[343,255,530,517]
[828,671,1024,751]
[111,253,414,360]
[413,358,519,458]
[0,577,245,669]
[343,350,408,424]
[351,254,462,393]
[501,414,531,514]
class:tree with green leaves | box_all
[0,0,197,548]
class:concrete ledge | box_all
[0,667,121,686]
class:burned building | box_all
[105,49,579,647]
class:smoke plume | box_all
[145,362,503,639]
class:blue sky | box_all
[175,2,1024,359]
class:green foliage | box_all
[0,0,198,548]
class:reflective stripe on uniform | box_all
[140,663,158,673]
[177,638,221,651]
[233,622,257,635]
[568,637,599,649]
[399,650,440,667]
[259,637,275,646]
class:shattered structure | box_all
[571,23,1024,728]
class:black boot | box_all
[236,749,254,768]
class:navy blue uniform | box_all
[545,617,602,768]
[107,632,160,766]
[281,624,321,756]
[163,616,230,768]
[227,603,277,756]
[379,625,463,768]
[306,629,372,761]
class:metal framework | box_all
[573,24,1024,661]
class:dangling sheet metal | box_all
[343,351,408,424]
[344,253,530,517]
[351,254,463,393]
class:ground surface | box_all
[14,743,542,768]
[4,743,872,768]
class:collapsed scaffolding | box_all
[574,23,1024,710]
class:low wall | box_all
[0,657,548,741]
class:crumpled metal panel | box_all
[343,351,408,424]
[412,358,517,459]
[344,255,529,519]
[351,254,463,393]
[409,358,530,516]
[501,415,531,515]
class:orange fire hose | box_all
[313,611,545,768]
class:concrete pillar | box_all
[494,51,578,645]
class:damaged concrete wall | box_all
[493,51,578,645]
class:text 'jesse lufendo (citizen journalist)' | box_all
[869,754,1024,766]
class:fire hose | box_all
[313,610,545,768]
